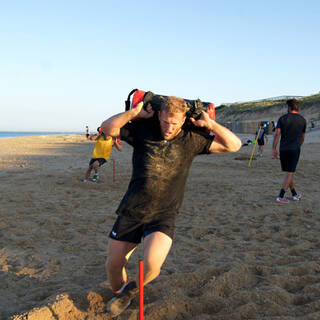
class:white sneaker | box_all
[276,197,290,203]
[292,193,302,201]
[82,179,87,183]
[92,174,99,182]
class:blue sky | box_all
[1,0,319,132]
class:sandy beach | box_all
[1,131,320,320]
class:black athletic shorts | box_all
[89,158,106,167]
[257,138,264,146]
[280,149,300,172]
[109,214,176,243]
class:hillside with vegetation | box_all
[215,93,320,124]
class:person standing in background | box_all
[86,125,90,139]
[255,123,268,157]
[272,99,306,203]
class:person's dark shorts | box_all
[89,158,106,167]
[280,149,300,172]
[257,138,264,146]
[109,215,176,243]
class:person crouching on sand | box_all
[82,127,122,183]
[100,97,241,317]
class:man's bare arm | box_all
[300,132,305,145]
[100,107,141,138]
[272,128,281,158]
[100,102,153,138]
[114,140,123,152]
[208,121,242,154]
[190,112,241,154]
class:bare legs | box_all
[106,231,172,294]
[84,160,99,180]
[106,239,137,294]
[277,171,299,201]
[282,172,295,190]
[142,232,172,286]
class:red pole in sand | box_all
[139,260,144,320]
[113,159,115,183]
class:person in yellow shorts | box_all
[82,127,122,182]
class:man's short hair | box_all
[160,96,189,115]
[286,99,299,111]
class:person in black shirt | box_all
[101,96,241,316]
[272,99,306,203]
[255,123,268,157]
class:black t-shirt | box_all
[117,116,215,222]
[276,113,306,151]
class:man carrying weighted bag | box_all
[101,95,241,317]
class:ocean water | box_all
[0,131,82,139]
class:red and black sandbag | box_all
[125,89,215,121]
